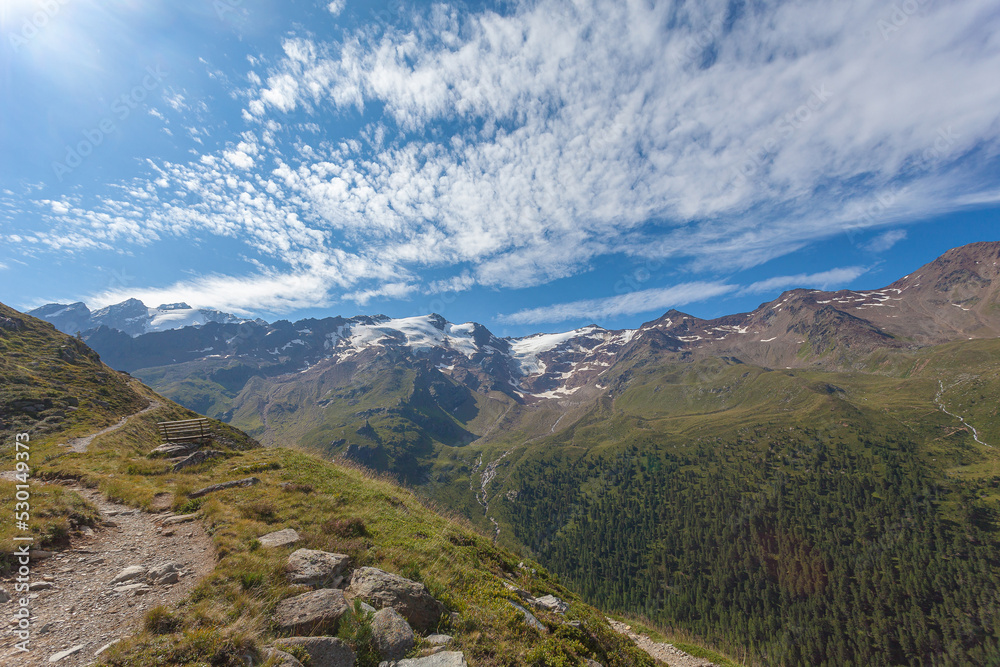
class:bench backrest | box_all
[157,418,210,443]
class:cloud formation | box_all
[17,0,1000,317]
[743,266,868,295]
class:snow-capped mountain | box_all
[29,298,255,337]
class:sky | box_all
[1,0,998,338]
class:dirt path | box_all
[66,397,164,453]
[0,485,214,665]
[607,619,719,667]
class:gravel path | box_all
[607,619,719,667]
[66,397,163,454]
[0,485,215,665]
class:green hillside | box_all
[0,303,669,667]
[486,343,1000,665]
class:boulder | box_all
[348,567,445,632]
[148,562,180,585]
[189,477,260,498]
[391,652,468,666]
[149,443,196,458]
[172,449,223,471]
[371,607,416,660]
[162,513,198,526]
[274,589,350,635]
[263,648,305,667]
[508,600,546,634]
[109,565,146,585]
[259,528,301,548]
[275,637,356,667]
[532,594,569,614]
[0,587,11,603]
[424,635,452,646]
[287,549,350,587]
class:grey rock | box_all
[583,660,603,667]
[533,594,569,614]
[189,476,260,498]
[49,645,85,662]
[147,562,179,584]
[371,607,416,660]
[424,634,452,646]
[508,600,546,634]
[274,589,350,635]
[263,648,305,667]
[274,637,356,667]
[0,587,11,603]
[172,449,223,471]
[149,443,196,458]
[162,513,198,526]
[392,652,468,666]
[503,582,531,601]
[259,528,301,548]
[360,601,377,614]
[348,567,445,632]
[109,565,146,585]
[287,549,350,587]
[28,581,53,591]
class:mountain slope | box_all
[0,303,671,667]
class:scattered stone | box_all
[263,648,306,667]
[49,645,85,662]
[348,567,446,632]
[503,582,531,601]
[189,476,260,498]
[372,607,416,660]
[110,565,147,585]
[0,587,10,603]
[274,636,356,667]
[42,574,56,582]
[508,600,546,634]
[390,651,468,666]
[162,513,198,526]
[39,622,54,634]
[29,581,54,591]
[274,589,350,635]
[172,449,224,471]
[149,443,197,458]
[94,640,120,656]
[360,601,377,614]
[533,594,569,614]
[259,528,302,548]
[425,634,452,646]
[287,549,350,587]
[583,660,603,667]
[114,582,151,595]
[30,549,55,560]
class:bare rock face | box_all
[533,594,569,614]
[274,636,356,667]
[263,648,305,667]
[371,607,416,660]
[274,589,350,635]
[347,567,446,632]
[259,528,302,548]
[287,549,350,587]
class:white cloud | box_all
[500,282,737,325]
[866,229,907,253]
[327,0,346,17]
[743,266,868,295]
[344,281,417,306]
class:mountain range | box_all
[22,240,1000,665]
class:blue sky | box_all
[1,0,998,337]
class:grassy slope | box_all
[0,304,663,667]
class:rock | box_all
[94,640,119,656]
[508,600,546,634]
[372,607,416,660]
[0,587,11,603]
[29,581,54,591]
[29,549,55,560]
[533,594,569,614]
[274,637,356,667]
[110,565,147,585]
[149,443,196,458]
[348,567,446,632]
[147,562,179,584]
[263,648,305,667]
[425,635,452,646]
[503,582,531,601]
[259,528,301,548]
[391,652,468,666]
[274,589,350,635]
[162,513,198,526]
[172,449,224,471]
[583,660,603,667]
[189,476,260,498]
[287,549,350,587]
[113,582,151,595]
[49,645,85,662]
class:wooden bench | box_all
[157,418,211,444]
